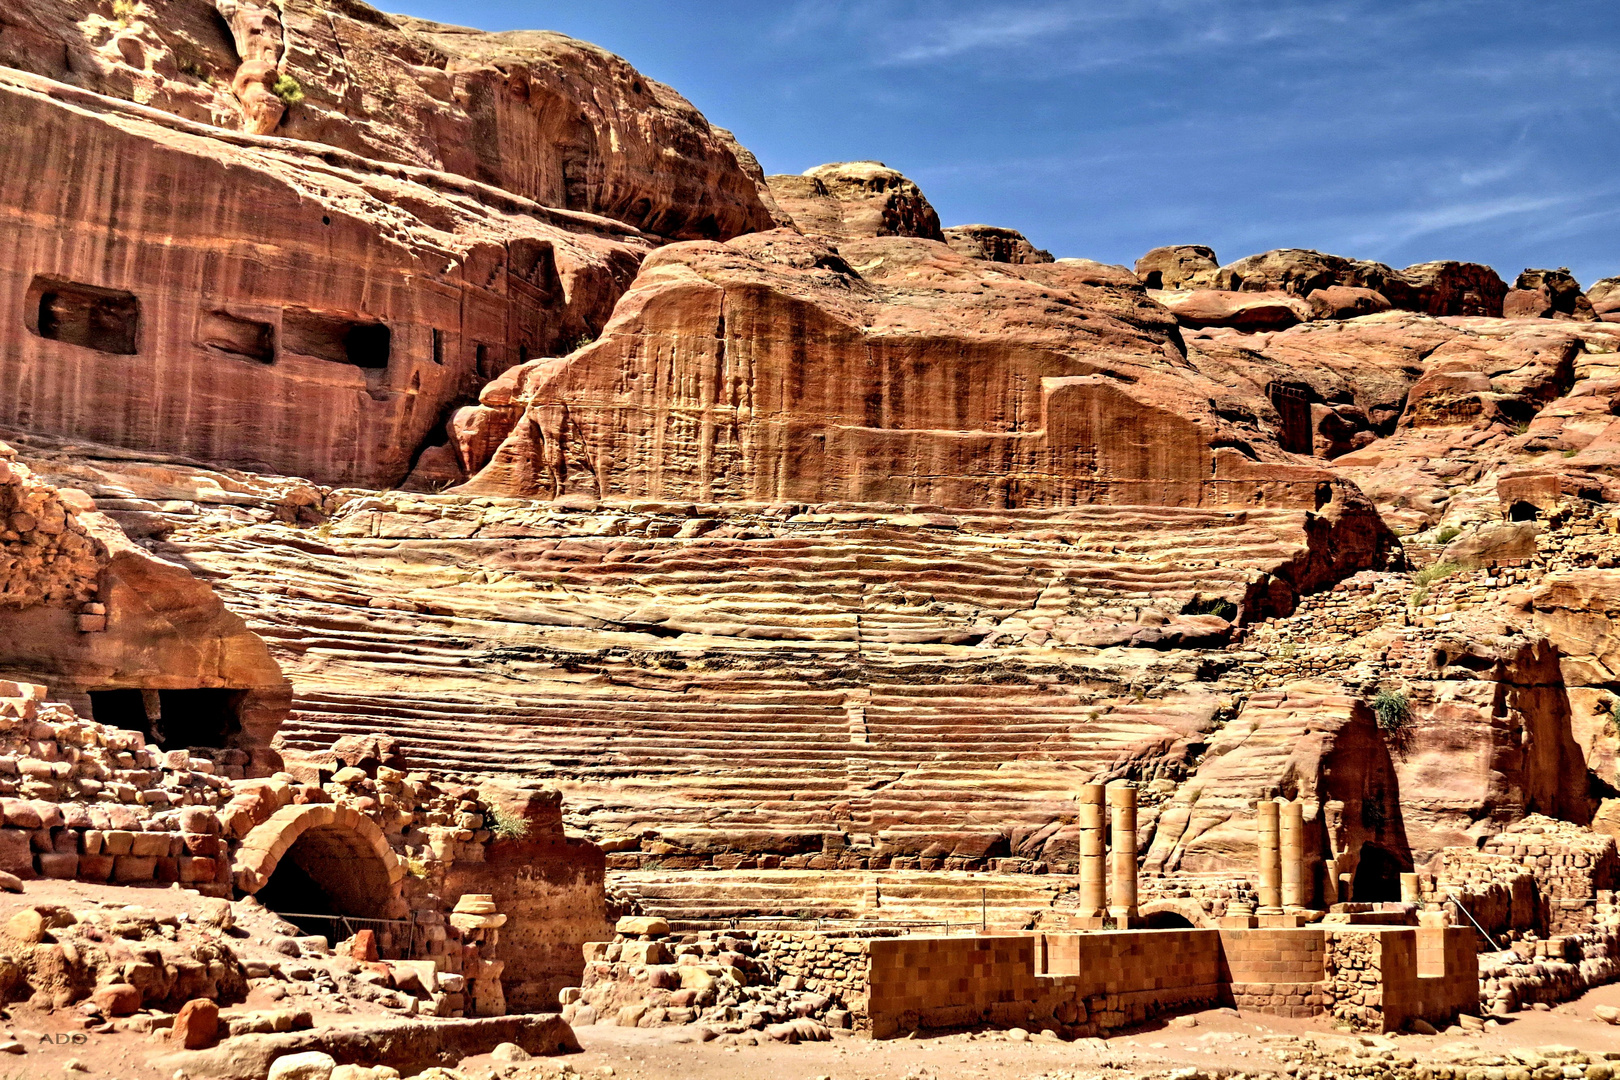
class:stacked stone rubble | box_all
[564,918,864,1034]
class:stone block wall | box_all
[1323,927,1476,1032]
[1218,928,1327,1017]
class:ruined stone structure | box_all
[4,1,1620,1067]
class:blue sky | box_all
[385,1,1620,286]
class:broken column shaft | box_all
[1078,783,1107,920]
[1257,798,1282,914]
[1108,784,1139,923]
[1281,798,1305,910]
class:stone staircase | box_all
[610,869,1076,930]
[101,493,1370,868]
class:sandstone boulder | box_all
[1215,248,1388,297]
[942,225,1053,264]
[1307,286,1392,321]
[1439,522,1541,569]
[1385,260,1507,317]
[1507,268,1598,321]
[1152,289,1311,331]
[1590,277,1620,322]
[1134,245,1218,290]
[765,162,943,243]
[1050,258,1141,287]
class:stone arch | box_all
[232,804,407,920]
[1138,898,1209,929]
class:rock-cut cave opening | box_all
[88,687,244,753]
[253,824,398,942]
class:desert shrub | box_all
[1183,596,1239,621]
[486,803,530,841]
[1414,560,1462,587]
[111,0,149,26]
[1373,689,1412,735]
[1435,525,1461,545]
[272,73,305,106]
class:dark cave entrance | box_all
[1351,843,1405,903]
[1143,910,1197,929]
[88,687,244,752]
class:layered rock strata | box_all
[0,0,773,239]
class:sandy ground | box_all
[452,981,1620,1080]
[3,881,1620,1080]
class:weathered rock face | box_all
[1591,277,1620,322]
[0,441,288,774]
[1394,638,1593,860]
[1143,683,1408,901]
[1151,289,1311,331]
[0,69,647,488]
[458,229,1388,517]
[215,0,286,135]
[0,0,774,240]
[765,162,944,244]
[1505,268,1599,322]
[1134,245,1218,291]
[1144,247,1508,326]
[942,225,1053,264]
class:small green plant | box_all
[1183,596,1239,621]
[1435,525,1461,545]
[1410,586,1429,608]
[1512,419,1531,436]
[403,857,428,879]
[1563,449,1579,458]
[1414,560,1463,588]
[272,73,305,107]
[1372,689,1412,735]
[486,803,530,841]
[111,0,147,27]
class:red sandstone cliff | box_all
[0,0,775,240]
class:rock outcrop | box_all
[765,162,944,243]
[1134,245,1219,291]
[0,66,647,488]
[454,229,1392,516]
[0,0,774,240]
[1591,277,1620,322]
[1505,268,1599,322]
[1141,247,1510,329]
[942,225,1053,264]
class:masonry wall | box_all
[444,832,610,1013]
[866,926,1478,1038]
[1217,927,1327,1016]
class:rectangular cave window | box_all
[281,307,391,369]
[431,328,445,365]
[26,275,140,355]
[89,689,154,740]
[1267,382,1314,456]
[88,687,243,751]
[199,310,274,364]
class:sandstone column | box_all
[1108,785,1139,924]
[1256,799,1282,915]
[1281,799,1306,910]
[1078,783,1107,921]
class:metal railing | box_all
[1444,892,1501,951]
